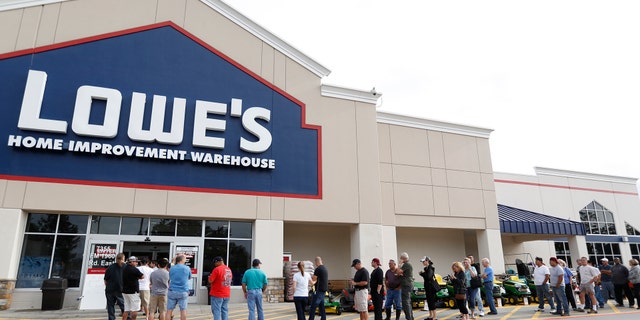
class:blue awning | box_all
[498,204,586,235]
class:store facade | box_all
[2,0,503,310]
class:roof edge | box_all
[0,0,332,78]
[377,111,493,138]
[534,167,638,185]
[202,0,331,78]
[321,84,380,105]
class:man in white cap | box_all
[122,256,144,320]
[598,258,613,304]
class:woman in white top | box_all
[292,261,313,320]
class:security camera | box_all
[370,87,377,96]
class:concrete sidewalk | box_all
[0,303,221,319]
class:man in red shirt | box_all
[209,256,233,320]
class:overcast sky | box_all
[224,0,640,189]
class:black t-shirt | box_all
[370,267,384,292]
[354,267,370,290]
[104,262,123,293]
[122,264,143,294]
[314,265,329,292]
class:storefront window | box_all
[553,241,572,268]
[230,221,252,238]
[177,219,202,237]
[17,213,88,288]
[121,217,149,235]
[90,216,120,234]
[16,234,54,288]
[586,242,621,264]
[150,218,176,236]
[579,201,617,235]
[203,220,252,286]
[205,220,228,237]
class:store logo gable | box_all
[0,22,322,198]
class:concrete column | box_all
[349,223,386,264]
[477,229,506,273]
[253,219,283,278]
[0,209,25,279]
[568,235,588,263]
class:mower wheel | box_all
[336,306,342,315]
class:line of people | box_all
[104,253,192,320]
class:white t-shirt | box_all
[137,265,154,290]
[533,265,550,285]
[293,272,312,297]
[579,265,601,284]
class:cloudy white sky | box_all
[224,0,640,188]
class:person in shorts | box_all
[167,254,191,320]
[577,257,601,313]
[148,258,170,320]
[350,259,370,320]
[122,256,144,320]
[137,259,154,316]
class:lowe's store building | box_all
[1,0,640,310]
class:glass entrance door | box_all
[79,241,120,310]
[172,243,201,303]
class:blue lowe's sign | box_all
[0,22,321,198]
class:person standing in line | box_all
[612,258,634,307]
[137,259,154,317]
[450,261,469,320]
[209,256,233,320]
[242,258,268,320]
[292,261,312,320]
[351,259,370,320]
[122,256,144,320]
[576,256,600,314]
[549,257,570,316]
[533,257,556,313]
[370,258,385,320]
[558,259,577,311]
[167,254,192,320]
[309,256,328,320]
[463,258,480,319]
[419,256,438,320]
[104,253,126,320]
[628,259,640,310]
[588,260,606,308]
[466,255,484,317]
[598,258,614,303]
[480,258,498,315]
[384,259,402,320]
[396,252,414,320]
[148,258,169,320]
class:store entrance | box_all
[122,241,171,263]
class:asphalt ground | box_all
[1,301,639,320]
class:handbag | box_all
[470,276,482,288]
[455,293,466,300]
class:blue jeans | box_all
[308,290,326,320]
[211,296,229,320]
[594,284,605,306]
[484,282,497,313]
[536,284,555,310]
[552,286,569,315]
[600,281,614,301]
[247,289,263,320]
[105,291,124,320]
[466,287,478,310]
[385,288,402,310]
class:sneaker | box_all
[550,309,556,313]
[479,311,484,317]
[550,312,562,315]
[575,308,584,312]
[535,308,544,312]
[587,309,598,314]
[487,311,498,315]
[561,313,570,317]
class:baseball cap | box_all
[601,258,608,262]
[549,257,558,263]
[351,259,361,267]
[372,258,381,265]
[252,258,262,267]
[213,256,224,262]
[128,256,138,262]
[420,256,430,262]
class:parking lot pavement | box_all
[1,301,640,320]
